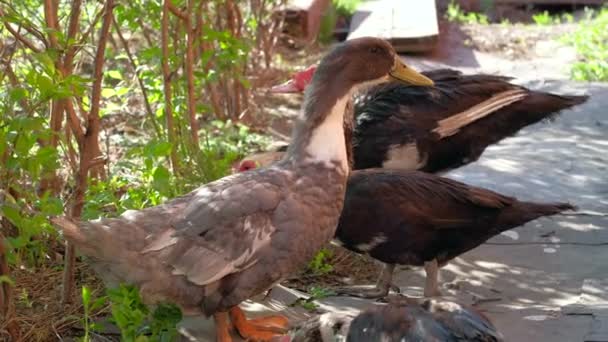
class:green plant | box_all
[445,1,489,25]
[291,286,336,311]
[307,247,334,275]
[333,0,361,16]
[532,11,554,25]
[80,286,107,342]
[562,8,608,81]
[106,284,182,342]
[308,286,336,299]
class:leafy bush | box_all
[445,1,489,25]
[562,8,608,81]
[106,285,182,342]
[307,247,334,275]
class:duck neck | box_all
[286,80,352,174]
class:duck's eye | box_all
[369,46,380,54]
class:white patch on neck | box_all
[382,143,427,170]
[305,95,349,172]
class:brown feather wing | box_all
[350,170,514,230]
[142,169,285,286]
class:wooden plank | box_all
[278,0,330,42]
[347,0,439,53]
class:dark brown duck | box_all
[333,169,574,298]
[239,67,587,173]
[51,37,434,342]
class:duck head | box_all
[271,40,432,94]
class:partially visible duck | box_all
[51,37,434,342]
[332,170,574,298]
[239,165,574,299]
[281,298,503,342]
[247,66,588,173]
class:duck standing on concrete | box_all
[332,170,574,298]
[51,37,434,342]
[239,66,587,173]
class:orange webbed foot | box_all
[248,314,290,331]
[229,307,289,341]
[214,312,233,342]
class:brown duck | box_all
[51,37,434,342]
[238,66,587,173]
[281,298,503,342]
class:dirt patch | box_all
[461,23,577,60]
[283,244,383,293]
[3,262,107,341]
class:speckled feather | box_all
[60,162,346,316]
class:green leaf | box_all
[101,88,117,98]
[82,286,91,306]
[9,88,28,102]
[107,70,123,80]
[152,166,171,194]
[0,275,15,286]
[116,87,130,96]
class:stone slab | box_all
[348,0,439,52]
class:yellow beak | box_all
[389,59,434,86]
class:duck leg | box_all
[229,306,289,341]
[423,259,442,297]
[335,263,398,299]
[214,312,233,342]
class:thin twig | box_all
[64,99,85,146]
[162,0,180,175]
[184,0,200,149]
[167,0,188,21]
[0,13,41,52]
[112,17,162,138]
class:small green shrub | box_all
[106,284,182,342]
[562,8,608,81]
[532,11,554,25]
[307,247,334,275]
[445,1,489,25]
[80,286,108,342]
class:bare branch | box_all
[167,0,187,21]
[43,0,59,48]
[64,99,84,147]
[63,0,82,69]
[0,21,41,52]
[185,0,199,148]
[75,6,104,56]
[162,0,180,175]
[112,17,162,138]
